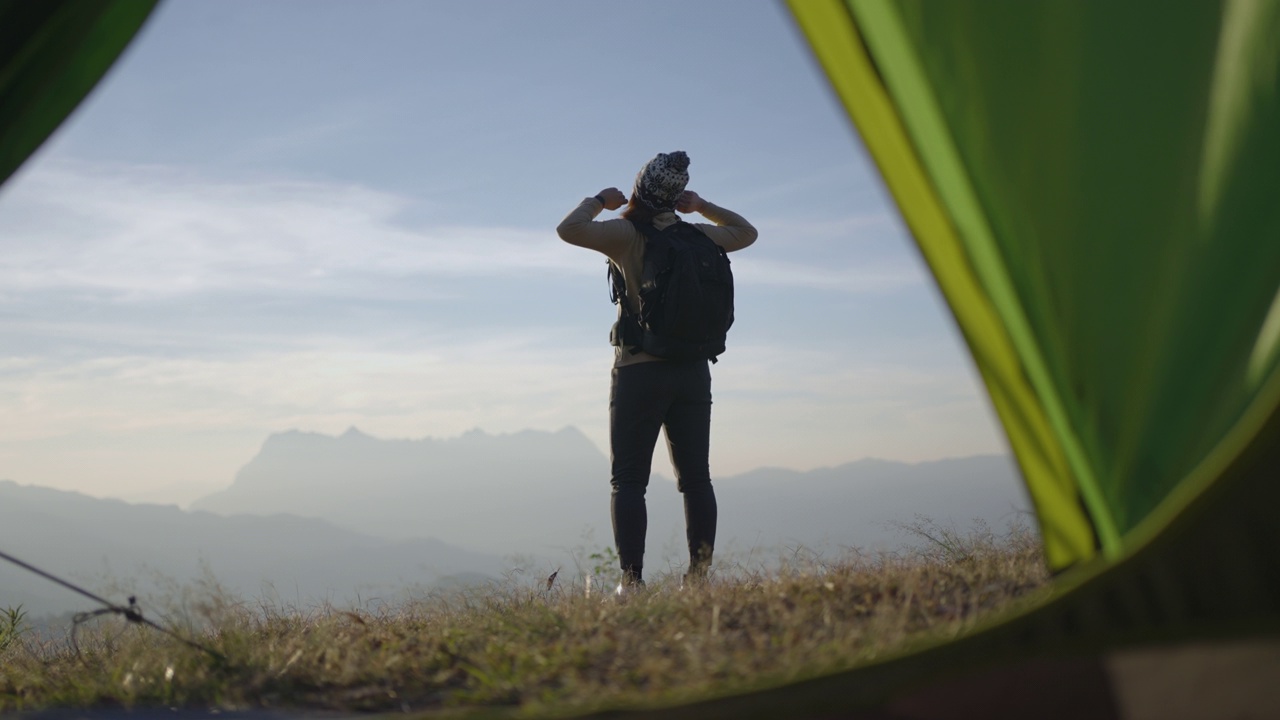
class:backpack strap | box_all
[607,258,627,307]
[607,237,644,350]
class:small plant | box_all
[894,514,1034,565]
[584,545,622,591]
[0,605,27,653]
[586,545,619,577]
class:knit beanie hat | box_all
[633,151,690,211]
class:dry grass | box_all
[0,519,1048,716]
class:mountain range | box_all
[0,480,505,618]
[192,427,1029,557]
[1,426,1030,617]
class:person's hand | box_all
[594,187,628,211]
[676,190,706,214]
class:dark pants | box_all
[609,359,717,582]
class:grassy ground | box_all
[0,519,1047,717]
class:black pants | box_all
[609,359,717,582]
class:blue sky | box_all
[0,0,1005,505]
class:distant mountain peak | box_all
[340,426,370,440]
[192,425,610,526]
[260,425,594,447]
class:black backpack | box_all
[609,220,734,362]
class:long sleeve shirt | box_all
[557,198,757,366]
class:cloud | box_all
[707,343,1006,472]
[0,338,611,443]
[0,337,1005,496]
[0,161,588,302]
[737,211,929,293]
[750,213,901,243]
[0,161,1003,498]
[0,161,926,304]
[0,336,617,497]
[733,257,921,293]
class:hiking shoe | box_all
[615,577,646,599]
[680,562,711,591]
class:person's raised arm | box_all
[677,190,757,252]
[556,187,632,257]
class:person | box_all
[557,151,757,591]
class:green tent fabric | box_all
[0,0,158,187]
[788,0,1280,573]
[4,0,1280,717]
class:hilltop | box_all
[0,521,1048,715]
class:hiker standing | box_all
[557,151,757,591]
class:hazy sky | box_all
[0,0,1006,506]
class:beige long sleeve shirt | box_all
[557,198,757,366]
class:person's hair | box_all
[621,195,658,227]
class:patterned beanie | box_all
[633,151,690,211]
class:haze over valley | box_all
[1,427,1028,617]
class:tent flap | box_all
[792,0,1280,570]
[0,0,160,187]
